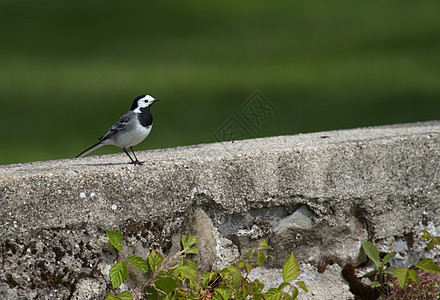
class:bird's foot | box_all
[129,160,144,165]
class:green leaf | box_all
[432,236,440,245]
[371,281,380,288]
[219,266,231,278]
[246,248,254,260]
[252,293,265,300]
[296,281,308,292]
[265,288,283,300]
[278,282,290,290]
[259,240,272,249]
[105,293,117,300]
[176,264,198,281]
[185,259,198,272]
[186,292,200,300]
[201,272,218,287]
[362,241,380,269]
[416,258,440,273]
[421,230,431,240]
[384,266,398,275]
[109,262,129,288]
[392,267,409,289]
[145,286,166,300]
[427,240,435,250]
[282,252,300,282]
[237,260,245,268]
[148,249,164,273]
[408,269,419,288]
[382,251,396,266]
[181,234,197,250]
[257,249,266,266]
[252,279,265,293]
[283,293,293,300]
[245,262,252,275]
[115,291,133,300]
[214,288,231,300]
[155,276,178,293]
[106,230,123,252]
[231,269,243,288]
[291,286,299,299]
[184,246,199,255]
[125,256,149,273]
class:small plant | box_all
[105,230,199,300]
[104,230,307,299]
[200,240,307,299]
[421,230,440,256]
[361,240,396,288]
[360,231,440,299]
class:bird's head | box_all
[131,94,160,112]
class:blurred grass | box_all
[1,0,439,164]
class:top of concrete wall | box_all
[2,120,439,178]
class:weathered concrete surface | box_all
[1,121,440,299]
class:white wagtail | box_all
[76,94,160,164]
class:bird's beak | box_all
[154,99,161,102]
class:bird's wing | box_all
[99,111,133,141]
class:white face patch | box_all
[133,95,156,113]
[138,95,155,107]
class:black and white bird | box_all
[76,94,160,164]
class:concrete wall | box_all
[1,121,439,299]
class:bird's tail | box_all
[76,142,104,158]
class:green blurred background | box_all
[1,0,439,165]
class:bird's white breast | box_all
[113,123,152,149]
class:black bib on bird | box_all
[137,106,153,128]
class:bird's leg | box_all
[123,148,137,164]
[130,147,143,165]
